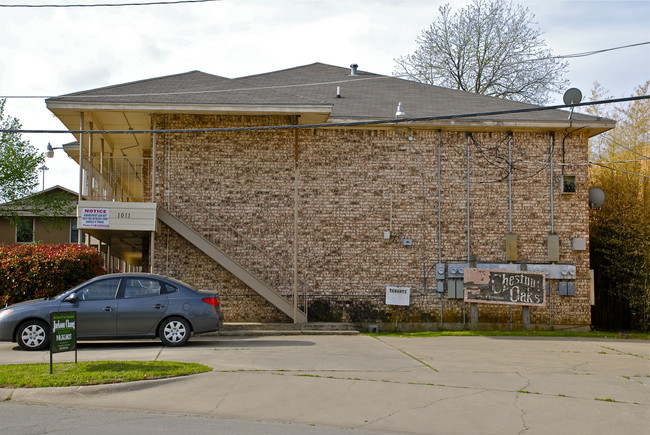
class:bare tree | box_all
[394,0,568,104]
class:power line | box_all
[2,42,649,100]
[592,163,650,179]
[3,94,646,135]
[0,74,407,100]
[586,126,650,159]
[0,0,218,7]
[548,42,649,60]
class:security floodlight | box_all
[46,143,64,158]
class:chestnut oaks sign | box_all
[464,268,546,306]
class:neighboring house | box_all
[45,63,615,329]
[0,186,137,273]
[0,186,80,245]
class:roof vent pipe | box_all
[350,64,358,76]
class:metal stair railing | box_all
[160,177,308,316]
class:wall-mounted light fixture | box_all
[46,142,65,158]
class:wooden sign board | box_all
[464,268,546,306]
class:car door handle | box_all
[103,306,116,312]
[153,304,165,309]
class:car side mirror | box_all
[64,294,79,303]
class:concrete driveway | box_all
[0,335,648,434]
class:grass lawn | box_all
[0,360,212,388]
[367,330,650,339]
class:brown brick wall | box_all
[152,114,591,328]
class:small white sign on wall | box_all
[80,207,109,229]
[386,286,410,306]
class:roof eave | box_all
[328,117,616,136]
[46,101,333,115]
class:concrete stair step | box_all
[209,322,360,336]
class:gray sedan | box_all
[0,273,224,351]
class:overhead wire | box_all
[0,0,218,7]
[586,126,650,160]
[591,163,650,179]
[4,94,648,136]
[1,42,648,100]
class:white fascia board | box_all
[46,101,333,115]
[329,117,616,133]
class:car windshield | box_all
[53,290,71,299]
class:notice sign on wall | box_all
[80,207,109,228]
[464,268,546,306]
[386,286,410,306]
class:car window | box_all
[77,278,120,301]
[163,283,178,294]
[124,278,163,299]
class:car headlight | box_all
[0,309,14,319]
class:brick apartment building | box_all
[45,63,614,330]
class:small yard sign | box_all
[386,286,410,306]
[50,311,77,373]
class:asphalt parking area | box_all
[1,335,648,434]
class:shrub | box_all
[0,244,105,306]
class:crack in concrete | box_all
[514,372,531,434]
[362,388,486,429]
[212,374,241,412]
[372,336,439,372]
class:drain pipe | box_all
[437,130,442,265]
[550,132,555,234]
[466,133,471,262]
[464,133,471,326]
[437,130,443,326]
[508,132,513,233]
[549,132,555,329]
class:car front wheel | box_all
[17,320,50,351]
[159,317,191,347]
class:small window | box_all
[124,278,162,298]
[70,220,86,244]
[16,217,34,243]
[163,284,178,294]
[77,278,120,301]
[562,175,576,194]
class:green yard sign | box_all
[50,311,77,374]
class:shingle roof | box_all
[46,63,610,125]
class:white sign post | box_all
[386,286,410,306]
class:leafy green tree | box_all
[394,0,568,104]
[0,99,43,206]
[0,99,74,226]
[587,82,650,331]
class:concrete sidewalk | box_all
[1,335,648,434]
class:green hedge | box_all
[0,244,105,306]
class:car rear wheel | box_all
[159,317,191,347]
[17,320,49,351]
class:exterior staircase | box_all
[157,181,307,323]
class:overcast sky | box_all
[1,0,648,192]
